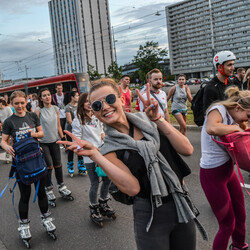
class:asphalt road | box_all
[0,130,249,250]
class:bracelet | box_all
[150,115,162,122]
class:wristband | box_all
[150,115,162,122]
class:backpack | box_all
[191,82,207,126]
[13,133,47,185]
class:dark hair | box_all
[38,88,51,108]
[121,75,130,79]
[177,74,186,80]
[55,83,63,88]
[0,98,7,106]
[77,93,91,125]
[64,91,77,106]
[89,78,121,99]
[237,68,246,74]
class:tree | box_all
[132,41,168,82]
[106,61,123,81]
[87,64,102,81]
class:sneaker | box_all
[229,243,249,250]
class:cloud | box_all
[0,0,48,14]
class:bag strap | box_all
[150,91,165,113]
[212,137,250,196]
[33,179,40,203]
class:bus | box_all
[0,73,89,96]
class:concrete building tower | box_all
[48,0,113,75]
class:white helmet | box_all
[213,51,236,69]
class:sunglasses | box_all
[91,94,117,111]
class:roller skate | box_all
[78,159,87,176]
[99,198,116,220]
[58,183,74,201]
[229,243,249,250]
[89,204,103,227]
[45,186,56,207]
[67,161,74,177]
[41,212,57,240]
[18,219,32,249]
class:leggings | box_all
[85,162,111,205]
[200,159,246,250]
[66,134,82,163]
[40,142,64,187]
[133,196,196,250]
[18,176,48,220]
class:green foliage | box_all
[132,41,168,82]
[87,64,102,81]
[106,61,123,81]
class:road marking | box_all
[240,183,250,189]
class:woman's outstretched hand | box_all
[57,130,99,158]
[136,83,160,121]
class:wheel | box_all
[23,239,30,249]
[48,232,57,240]
[49,201,56,207]
[112,214,117,220]
[99,222,104,228]
[68,195,74,201]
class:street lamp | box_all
[112,26,117,64]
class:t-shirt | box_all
[139,89,168,118]
[37,105,59,143]
[31,100,38,112]
[72,115,104,163]
[200,104,234,169]
[171,85,188,111]
[65,104,77,132]
[56,93,66,119]
[2,112,40,143]
[119,86,131,112]
[0,106,13,123]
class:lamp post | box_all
[112,26,117,64]
[208,0,216,77]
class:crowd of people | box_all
[0,50,249,250]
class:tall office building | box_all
[166,0,250,77]
[48,0,113,75]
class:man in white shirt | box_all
[139,68,170,122]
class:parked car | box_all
[163,81,175,87]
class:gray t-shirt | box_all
[0,106,13,123]
[171,85,188,111]
[65,104,77,132]
[37,105,60,143]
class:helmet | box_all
[213,51,236,69]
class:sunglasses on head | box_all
[91,94,117,111]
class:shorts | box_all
[172,109,187,116]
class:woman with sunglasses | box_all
[200,87,250,250]
[36,88,74,207]
[71,93,115,227]
[58,78,200,250]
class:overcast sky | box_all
[0,0,178,80]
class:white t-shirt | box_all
[200,104,234,169]
[0,106,13,123]
[72,115,104,163]
[56,93,66,118]
[139,89,168,118]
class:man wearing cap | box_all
[203,51,235,113]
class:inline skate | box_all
[229,243,249,250]
[99,198,116,220]
[58,183,74,201]
[41,212,57,240]
[45,186,56,207]
[18,219,32,248]
[67,161,74,177]
[78,159,87,176]
[89,204,103,227]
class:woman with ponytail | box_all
[200,87,250,250]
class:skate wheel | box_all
[68,196,74,201]
[99,222,104,228]
[112,214,117,220]
[48,232,57,240]
[23,239,30,249]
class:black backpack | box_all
[191,82,207,126]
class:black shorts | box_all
[40,142,61,169]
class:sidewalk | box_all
[0,240,7,250]
[173,124,202,131]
